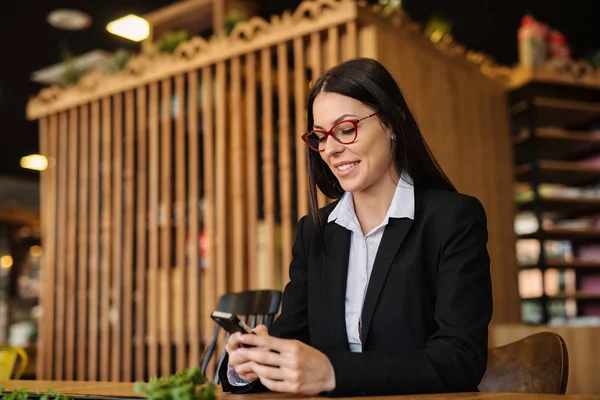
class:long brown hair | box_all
[306,58,455,240]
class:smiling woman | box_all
[219,58,493,397]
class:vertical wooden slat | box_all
[135,86,148,381]
[293,37,309,221]
[310,32,327,208]
[277,43,293,288]
[122,90,135,382]
[230,57,245,292]
[88,101,101,381]
[245,53,258,290]
[326,26,339,69]
[260,48,277,288]
[77,105,89,381]
[201,66,216,352]
[187,70,200,368]
[100,97,113,381]
[36,117,49,380]
[343,21,357,60]
[148,82,160,378]
[111,93,124,381]
[215,62,227,296]
[55,111,68,380]
[44,114,58,379]
[160,78,172,377]
[65,107,78,380]
[175,73,187,371]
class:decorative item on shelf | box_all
[378,0,402,15]
[58,44,81,87]
[424,12,453,45]
[518,14,548,68]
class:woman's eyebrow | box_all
[313,113,358,129]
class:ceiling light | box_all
[107,14,150,42]
[20,154,48,171]
[47,9,92,30]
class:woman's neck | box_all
[353,171,399,236]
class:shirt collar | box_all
[327,174,415,228]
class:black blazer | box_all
[220,186,493,396]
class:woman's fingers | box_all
[225,332,244,353]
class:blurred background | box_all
[0,0,599,394]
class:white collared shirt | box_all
[327,176,415,352]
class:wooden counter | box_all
[2,381,600,400]
[491,324,600,395]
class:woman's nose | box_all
[322,135,344,156]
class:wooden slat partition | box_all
[100,97,112,381]
[174,74,187,372]
[245,53,259,290]
[230,57,245,292]
[147,82,160,379]
[55,111,67,380]
[135,87,148,381]
[65,107,78,380]
[111,93,124,381]
[122,90,135,382]
[277,43,294,288]
[260,48,277,289]
[30,0,518,381]
[77,105,89,381]
[186,70,201,368]
[88,101,100,381]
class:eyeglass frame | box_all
[301,112,379,152]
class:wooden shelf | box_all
[519,260,600,271]
[515,160,600,186]
[516,195,600,216]
[522,292,600,301]
[513,97,600,129]
[518,227,600,243]
[514,127,600,161]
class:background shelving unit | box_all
[510,78,600,325]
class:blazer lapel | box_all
[360,217,413,345]
[323,222,351,350]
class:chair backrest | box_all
[0,346,28,380]
[478,332,569,394]
[200,289,282,384]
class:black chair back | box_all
[200,289,282,383]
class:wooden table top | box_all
[1,381,599,400]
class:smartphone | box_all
[210,311,255,335]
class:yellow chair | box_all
[0,346,28,380]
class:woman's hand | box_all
[225,324,269,382]
[236,334,336,395]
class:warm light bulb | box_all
[30,245,42,258]
[0,255,13,269]
[20,154,48,171]
[107,14,150,42]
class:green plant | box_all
[102,49,133,75]
[223,10,248,36]
[0,386,69,400]
[156,30,190,54]
[134,368,216,400]
[424,12,454,44]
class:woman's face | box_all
[312,91,395,194]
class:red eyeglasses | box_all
[302,112,379,152]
